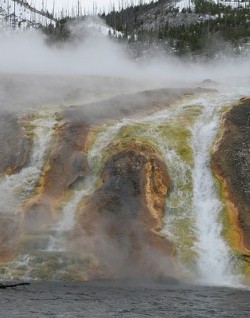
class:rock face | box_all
[77,141,174,279]
[24,121,89,229]
[0,113,31,175]
[212,98,250,263]
[41,121,89,198]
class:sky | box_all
[30,0,156,16]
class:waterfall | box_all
[46,119,131,252]
[0,110,56,214]
[141,90,248,285]
[141,125,195,275]
[0,109,57,281]
[191,95,240,286]
[1,85,250,284]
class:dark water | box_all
[0,280,249,317]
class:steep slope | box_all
[102,0,250,55]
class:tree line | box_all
[42,0,250,55]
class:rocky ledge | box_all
[212,98,250,275]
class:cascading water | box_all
[0,110,56,213]
[74,91,246,285]
[0,109,57,280]
[1,86,250,285]
[132,122,195,275]
[46,119,132,252]
[131,90,248,286]
[190,94,241,286]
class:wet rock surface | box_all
[42,121,90,197]
[23,87,189,230]
[77,141,174,279]
[24,121,90,229]
[212,98,250,254]
[0,81,197,280]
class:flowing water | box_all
[0,109,57,280]
[0,281,250,318]
[0,86,250,290]
[191,96,238,286]
[46,119,133,252]
[0,110,56,213]
[119,88,250,287]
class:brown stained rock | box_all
[77,141,174,279]
[23,121,89,229]
[0,113,31,175]
[211,98,250,252]
[42,122,90,197]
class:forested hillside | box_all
[102,0,250,55]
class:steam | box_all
[0,18,250,87]
[72,217,177,281]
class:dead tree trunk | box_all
[0,282,30,289]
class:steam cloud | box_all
[0,18,250,87]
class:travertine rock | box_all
[77,141,174,279]
[212,98,250,267]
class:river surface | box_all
[0,280,249,317]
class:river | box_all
[1,280,250,317]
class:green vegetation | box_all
[41,0,250,55]
[101,0,250,55]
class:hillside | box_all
[0,0,56,30]
[102,0,250,56]
[1,0,250,58]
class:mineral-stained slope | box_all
[23,88,188,230]
[24,121,90,229]
[0,83,191,279]
[77,141,175,279]
[42,121,90,197]
[212,98,250,273]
